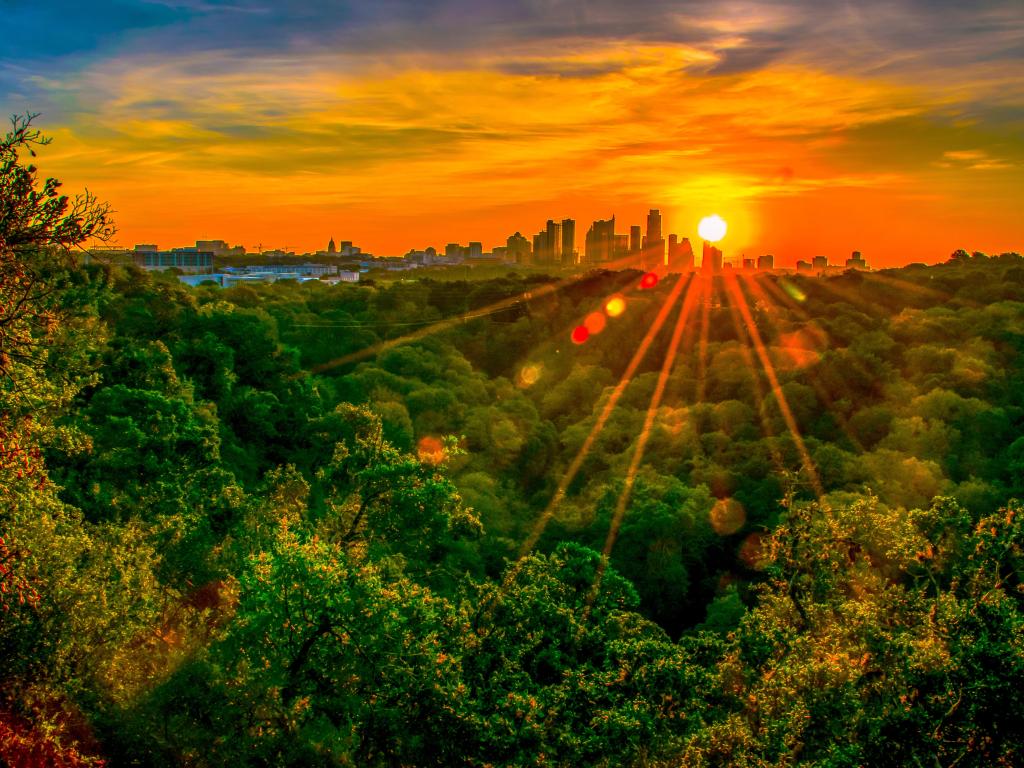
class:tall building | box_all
[546,220,562,265]
[614,234,630,260]
[757,254,774,270]
[646,209,662,244]
[327,238,337,254]
[643,209,665,270]
[629,225,642,254]
[445,243,463,259]
[585,216,616,264]
[796,260,812,272]
[812,255,828,270]
[506,231,531,263]
[468,242,483,259]
[702,241,722,273]
[675,238,695,271]
[560,218,576,265]
[531,220,563,265]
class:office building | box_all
[757,254,774,270]
[702,241,722,273]
[585,216,616,264]
[133,248,213,273]
[531,220,563,265]
[668,237,694,272]
[812,255,828,270]
[642,209,665,270]
[796,260,813,272]
[630,225,642,254]
[545,220,561,265]
[646,209,663,244]
[560,219,576,265]
[846,251,868,270]
[506,232,531,263]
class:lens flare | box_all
[571,325,590,344]
[739,532,768,570]
[640,272,659,289]
[517,363,542,387]
[417,435,446,465]
[698,215,727,243]
[584,311,607,335]
[605,295,627,317]
[710,498,746,535]
[780,279,806,302]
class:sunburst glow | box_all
[698,214,728,242]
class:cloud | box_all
[2,0,1020,258]
[942,148,1014,170]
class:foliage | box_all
[5,118,1024,765]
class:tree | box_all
[1,113,113,379]
[0,113,113,252]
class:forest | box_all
[3,118,1024,767]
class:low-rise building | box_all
[133,248,213,273]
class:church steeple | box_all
[328,237,337,254]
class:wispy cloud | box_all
[1,0,1020,260]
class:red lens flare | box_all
[571,325,590,344]
[639,272,659,289]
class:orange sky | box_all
[4,3,1022,267]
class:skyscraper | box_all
[757,254,774,270]
[328,237,337,254]
[561,218,576,265]
[538,220,561,265]
[532,232,544,264]
[677,238,694,271]
[702,241,722,273]
[646,209,662,244]
[629,225,642,254]
[643,209,665,270]
[585,216,616,264]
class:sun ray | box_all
[517,273,693,557]
[309,252,651,375]
[755,273,883,414]
[861,269,972,306]
[799,273,893,317]
[695,274,713,403]
[723,273,825,499]
[601,273,701,556]
[584,271,701,611]
[721,277,789,475]
[740,274,865,452]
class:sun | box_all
[698,214,727,242]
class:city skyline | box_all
[2,1,1021,266]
